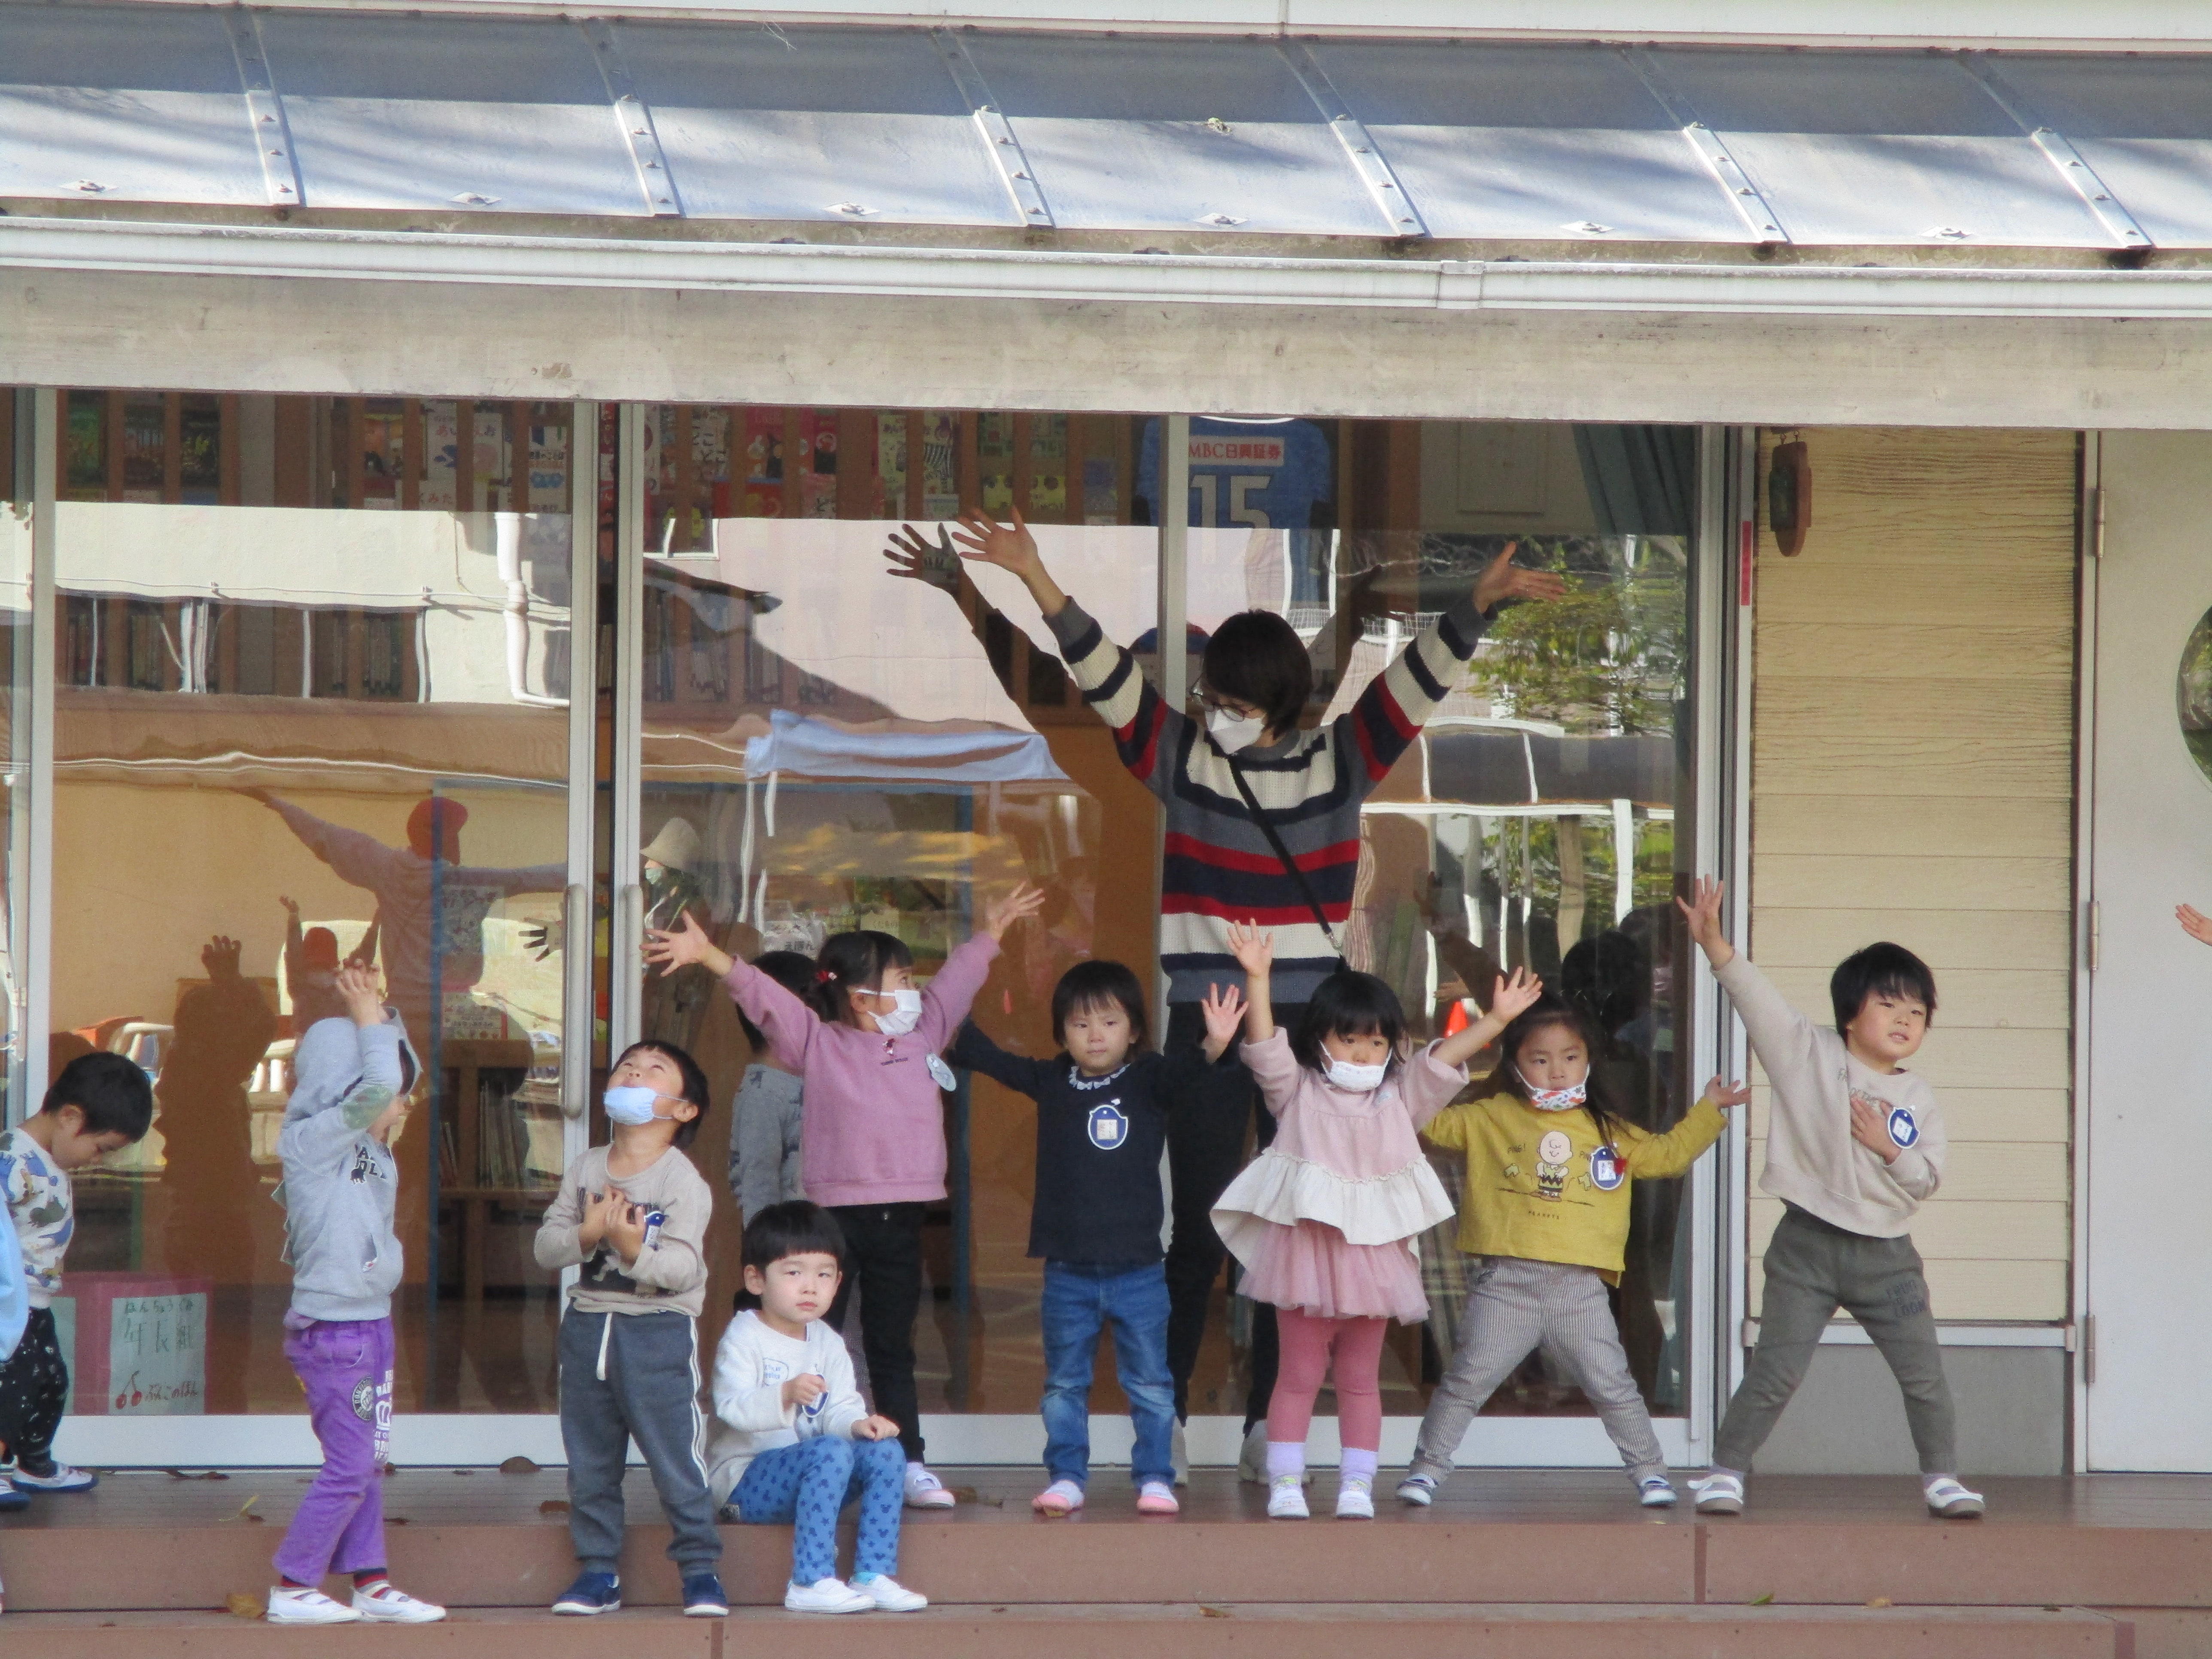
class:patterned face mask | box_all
[1516,1070,1588,1111]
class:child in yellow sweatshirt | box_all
[1399,973,1745,1509]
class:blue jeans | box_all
[731,1435,905,1586]
[1040,1260,1176,1488]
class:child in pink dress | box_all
[1212,924,1508,1520]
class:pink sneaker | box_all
[1032,1479,1084,1516]
[1136,1481,1180,1515]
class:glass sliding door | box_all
[46,391,594,1427]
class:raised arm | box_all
[249,791,410,896]
[946,1020,1054,1099]
[1677,878,1825,1081]
[1225,923,1275,1044]
[1620,1077,1746,1178]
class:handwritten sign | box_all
[106,1294,207,1415]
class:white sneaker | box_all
[1638,1477,1678,1509]
[351,1581,447,1623]
[266,1587,363,1626]
[1925,1477,1986,1518]
[1396,1474,1438,1507]
[1170,1419,1189,1486]
[902,1463,956,1510]
[784,1577,875,1614]
[1691,1472,1745,1515]
[853,1573,928,1612]
[1267,1474,1310,1519]
[1334,1478,1375,1520]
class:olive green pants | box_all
[1714,1204,1957,1474]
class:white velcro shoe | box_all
[266,1587,362,1626]
[1334,1478,1375,1520]
[1690,1472,1744,1515]
[854,1574,929,1612]
[352,1581,447,1623]
[1925,1477,1986,1518]
[902,1463,957,1510]
[785,1577,875,1614]
[1267,1474,1310,1519]
[1396,1474,1438,1507]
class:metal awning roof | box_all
[6,3,2212,250]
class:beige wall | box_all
[1747,427,2077,1322]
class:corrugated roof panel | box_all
[256,11,646,215]
[611,23,1022,227]
[962,33,1391,236]
[0,6,267,207]
[1983,53,2212,247]
[1649,49,2119,247]
[1313,41,1755,243]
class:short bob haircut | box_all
[811,930,915,1027]
[1290,969,1407,1078]
[44,1051,154,1142]
[1829,942,1938,1035]
[610,1038,711,1150]
[1051,959,1149,1052]
[735,1200,848,1311]
[1201,610,1313,741]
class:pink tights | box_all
[1266,1309,1389,1453]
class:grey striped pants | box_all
[1409,1256,1667,1486]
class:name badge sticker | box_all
[1588,1145,1625,1191]
[1886,1105,1920,1149]
[926,1054,958,1091]
[1088,1103,1129,1149]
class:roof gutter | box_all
[6,214,2212,320]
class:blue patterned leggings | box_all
[730,1434,905,1586]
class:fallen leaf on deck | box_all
[500,1455,541,1474]
[166,1468,231,1481]
[1201,1607,1231,1619]
[387,1516,410,1526]
[1866,1596,1893,1609]
[540,1499,571,1516]
[947,1486,981,1502]
[1748,1592,1775,1606]
[225,1593,264,1620]
[237,1496,264,1524]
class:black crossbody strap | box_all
[1218,741,1345,959]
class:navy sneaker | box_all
[682,1573,730,1618]
[550,1571,622,1615]
[0,1474,27,1513]
[12,1458,97,1493]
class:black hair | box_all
[734,1200,848,1312]
[610,1038,710,1149]
[1290,970,1407,1079]
[44,1051,154,1142]
[1476,995,1623,1153]
[811,930,915,1027]
[738,950,819,1052]
[1829,942,1938,1035]
[1051,959,1149,1053]
[1201,610,1313,741]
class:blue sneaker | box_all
[550,1571,621,1615]
[682,1573,729,1617]
[0,1475,27,1513]
[12,1458,97,1493]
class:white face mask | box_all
[1325,1058,1389,1092]
[603,1085,666,1126]
[1207,707,1267,754]
[868,987,924,1037]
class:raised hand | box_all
[1199,981,1248,1055]
[882,522,962,594]
[2179,904,2212,947]
[279,895,300,918]
[1705,1076,1752,1112]
[644,911,720,976]
[1486,967,1545,1026]
[1674,876,1733,968]
[1224,921,1274,978]
[202,935,243,982]
[1471,541,1569,616]
[334,961,384,1025]
[983,880,1047,942]
[949,506,1042,577]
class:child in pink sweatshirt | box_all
[646,881,1042,1510]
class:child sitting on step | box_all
[707,1201,927,1614]
[1401,973,1743,1510]
[1677,877,1984,1520]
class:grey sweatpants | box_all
[558,1308,721,1576]
[1409,1256,1667,1487]
[1714,1204,1957,1475]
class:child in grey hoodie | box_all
[267,964,445,1627]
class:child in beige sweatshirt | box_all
[1677,878,1984,1520]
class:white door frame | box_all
[2070,431,2099,1474]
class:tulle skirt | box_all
[1233,1218,1429,1324]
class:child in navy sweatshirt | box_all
[950,963,1244,1517]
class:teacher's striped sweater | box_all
[1045,594,1492,1006]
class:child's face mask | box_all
[858,986,924,1037]
[603,1085,677,1126]
[1324,1058,1388,1092]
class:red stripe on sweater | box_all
[1165,895,1350,925]
[1371,669,1422,744]
[1162,833,1361,875]
[1117,701,1166,781]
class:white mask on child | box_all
[869,987,924,1038]
[1325,1058,1389,1092]
[1207,708,1267,754]
[1516,1070,1588,1111]
[603,1085,666,1125]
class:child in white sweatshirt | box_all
[705,1202,927,1615]
[1677,878,1983,1520]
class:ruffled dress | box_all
[1210,1029,1465,1324]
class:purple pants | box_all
[273,1317,394,1585]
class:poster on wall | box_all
[62,1272,212,1416]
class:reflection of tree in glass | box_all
[2176,610,2212,781]
[1466,535,1686,736]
